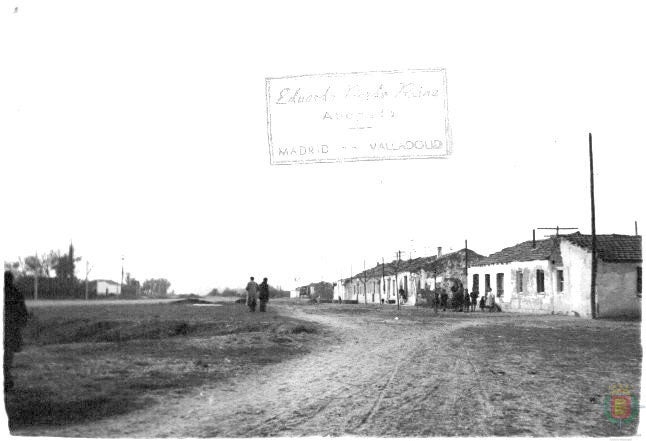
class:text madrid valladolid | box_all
[265,69,452,165]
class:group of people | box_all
[435,288,497,313]
[244,276,270,312]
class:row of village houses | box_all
[294,232,642,318]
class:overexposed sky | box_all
[1,1,644,294]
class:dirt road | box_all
[16,304,640,437]
[17,305,494,437]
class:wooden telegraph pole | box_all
[589,133,598,318]
[464,240,469,293]
[380,258,385,305]
[433,268,438,314]
[85,261,92,301]
[395,251,402,311]
[34,251,39,301]
[363,260,367,305]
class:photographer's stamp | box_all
[266,69,451,165]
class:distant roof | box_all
[563,233,642,262]
[344,249,484,282]
[473,233,642,266]
[93,279,120,285]
[473,239,556,266]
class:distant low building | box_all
[468,233,642,318]
[293,281,334,301]
[337,247,484,305]
[93,279,121,296]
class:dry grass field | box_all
[6,299,323,431]
[5,301,641,437]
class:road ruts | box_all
[17,305,489,438]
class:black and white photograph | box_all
[1,1,644,438]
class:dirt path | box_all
[22,305,500,437]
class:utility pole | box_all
[433,269,438,314]
[635,221,639,236]
[120,255,124,296]
[363,260,367,305]
[34,250,39,301]
[589,133,598,318]
[85,261,93,301]
[350,264,354,302]
[464,240,469,292]
[394,250,402,311]
[381,258,385,305]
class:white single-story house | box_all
[336,248,484,305]
[468,233,641,318]
[95,279,121,296]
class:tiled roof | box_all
[472,233,642,267]
[345,249,484,282]
[421,249,485,273]
[472,239,556,267]
[563,233,642,262]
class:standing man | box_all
[258,277,270,312]
[4,271,29,392]
[245,276,259,312]
[441,289,448,312]
[470,289,478,312]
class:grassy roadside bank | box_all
[6,301,323,430]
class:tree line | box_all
[4,243,172,299]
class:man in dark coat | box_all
[258,277,270,312]
[440,290,448,312]
[245,276,259,312]
[4,271,29,392]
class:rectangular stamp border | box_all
[265,68,452,165]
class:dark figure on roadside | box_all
[441,291,448,311]
[258,277,269,312]
[470,290,478,312]
[245,276,259,312]
[398,288,407,304]
[454,289,463,311]
[4,271,29,392]
[479,296,485,311]
[463,289,469,313]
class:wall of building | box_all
[554,240,592,317]
[469,260,557,314]
[96,281,120,296]
[597,261,642,317]
[468,240,641,318]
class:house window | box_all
[496,273,504,297]
[537,270,545,293]
[485,274,491,293]
[472,274,479,293]
[557,270,564,292]
[516,271,523,293]
[638,267,642,296]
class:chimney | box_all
[532,229,536,248]
[437,246,442,258]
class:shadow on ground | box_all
[5,388,153,429]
